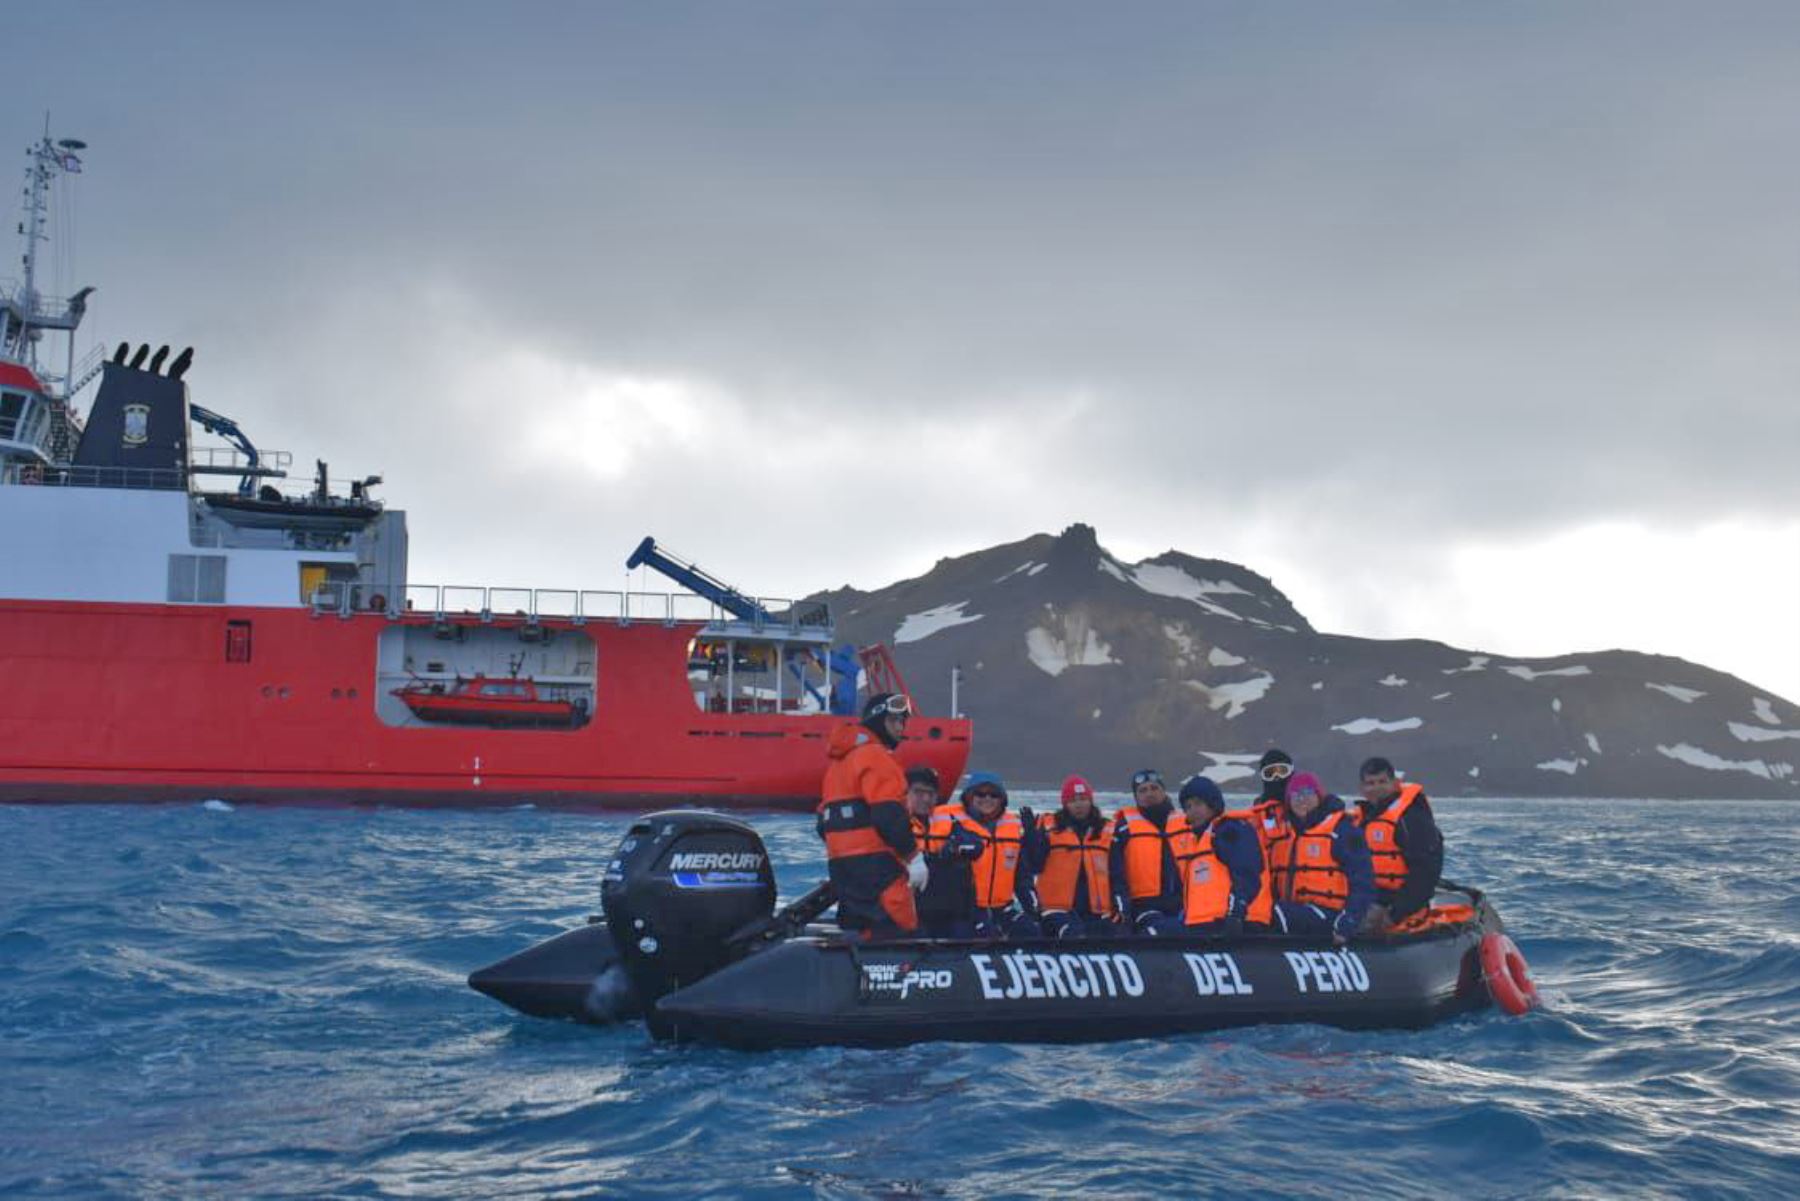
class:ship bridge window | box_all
[0,392,23,440]
[687,636,827,715]
[168,554,227,604]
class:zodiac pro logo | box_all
[861,960,953,1000]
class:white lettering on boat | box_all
[1284,949,1371,993]
[1183,952,1254,996]
[666,852,764,871]
[969,952,1146,1000]
[861,962,953,1000]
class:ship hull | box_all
[0,599,973,809]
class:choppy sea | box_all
[2,797,1796,1199]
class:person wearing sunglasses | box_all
[1108,768,1191,935]
[817,692,925,939]
[1024,774,1117,939]
[1265,770,1375,946]
[926,772,1036,940]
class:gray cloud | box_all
[14,2,1800,696]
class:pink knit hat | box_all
[1287,771,1324,799]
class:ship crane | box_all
[189,403,264,496]
[626,536,775,623]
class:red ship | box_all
[0,132,971,809]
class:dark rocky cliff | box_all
[816,524,1800,799]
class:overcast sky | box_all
[14,2,1800,702]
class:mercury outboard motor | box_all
[602,810,777,1037]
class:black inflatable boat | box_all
[469,811,1533,1050]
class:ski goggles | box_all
[868,695,913,717]
[1130,769,1164,790]
[1259,762,1293,782]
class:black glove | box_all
[1018,806,1036,827]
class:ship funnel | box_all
[168,347,193,381]
[112,342,129,365]
[128,344,149,370]
[147,345,170,374]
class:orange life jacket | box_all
[1114,806,1191,900]
[1361,783,1423,894]
[1182,812,1273,925]
[1252,796,1293,857]
[1272,809,1350,909]
[1034,813,1113,916]
[817,723,909,863]
[932,807,1024,908]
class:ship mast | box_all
[2,118,92,402]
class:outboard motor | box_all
[602,810,777,1037]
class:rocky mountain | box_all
[815,524,1800,799]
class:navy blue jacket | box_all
[1200,814,1266,915]
[1108,801,1186,917]
[1288,796,1375,929]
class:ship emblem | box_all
[122,404,150,446]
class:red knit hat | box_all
[1061,774,1095,804]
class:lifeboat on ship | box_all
[392,674,585,728]
[469,811,1535,1050]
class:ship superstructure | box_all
[0,135,971,807]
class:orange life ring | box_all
[1480,931,1538,1015]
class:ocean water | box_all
[2,797,1796,1200]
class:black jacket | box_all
[1356,790,1443,922]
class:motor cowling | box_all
[601,810,777,1036]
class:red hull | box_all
[0,600,972,809]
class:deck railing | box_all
[307,580,832,635]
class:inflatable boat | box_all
[469,811,1536,1050]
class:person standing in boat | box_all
[817,693,926,939]
[1109,768,1191,935]
[1267,771,1374,945]
[1024,774,1116,938]
[1353,756,1444,934]
[927,772,1035,939]
[1176,775,1270,936]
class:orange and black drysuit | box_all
[1180,811,1269,933]
[817,721,917,937]
[1109,801,1190,930]
[1266,795,1374,941]
[1354,783,1444,925]
[1024,806,1113,937]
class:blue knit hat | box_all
[1178,774,1225,810]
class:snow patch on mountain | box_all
[1552,698,1562,713]
[1116,560,1249,620]
[895,602,983,644]
[1163,623,1195,659]
[1536,758,1580,774]
[1444,656,1489,675]
[1586,732,1603,754]
[1331,716,1424,735]
[1432,692,1452,701]
[1752,697,1781,725]
[1379,674,1407,687]
[1026,624,1116,676]
[1197,751,1261,784]
[1657,742,1792,781]
[995,562,1038,583]
[1728,721,1800,743]
[1503,664,1592,680]
[1208,646,1246,667]
[1185,674,1274,720]
[1647,682,1706,703]
[1098,558,1132,585]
